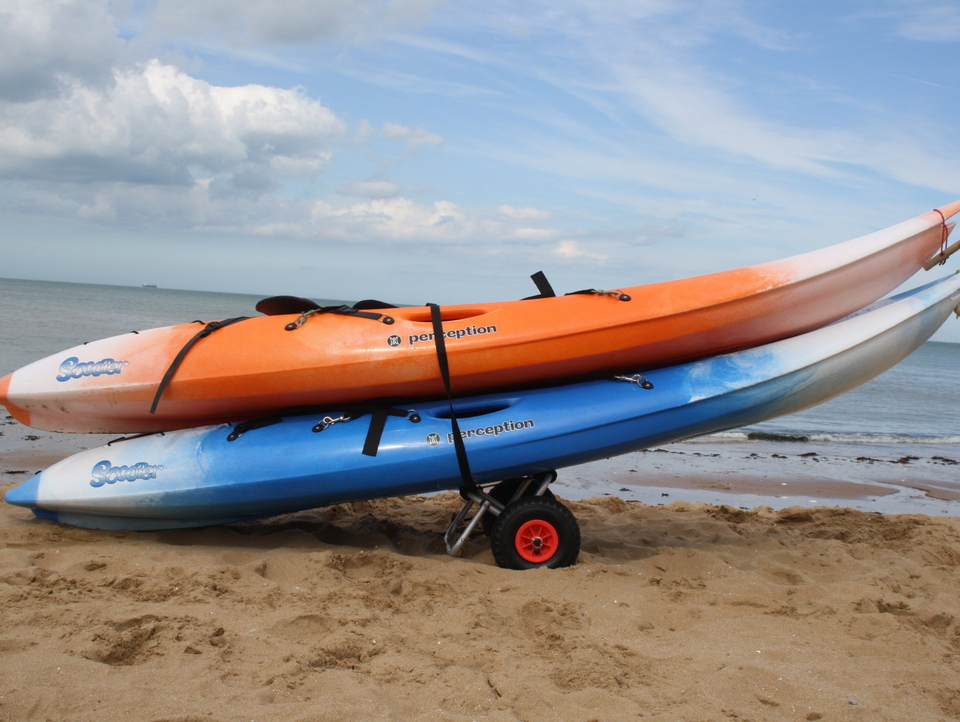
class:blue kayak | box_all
[6,273,960,567]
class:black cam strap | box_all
[530,271,557,298]
[361,407,419,457]
[428,303,476,493]
[150,316,251,415]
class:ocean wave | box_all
[706,431,960,445]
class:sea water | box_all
[2,277,959,511]
[0,277,348,374]
[729,341,960,449]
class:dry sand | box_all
[3,460,960,721]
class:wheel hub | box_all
[515,519,559,563]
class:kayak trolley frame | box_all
[443,471,581,570]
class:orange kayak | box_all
[2,202,958,433]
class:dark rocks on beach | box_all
[799,452,818,458]
[23,435,39,441]
[857,457,881,463]
[5,470,29,475]
[932,456,959,465]
[771,454,787,459]
[892,456,920,465]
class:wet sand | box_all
[564,442,960,518]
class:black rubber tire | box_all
[479,479,556,537]
[490,496,580,570]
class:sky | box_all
[2,0,960,341]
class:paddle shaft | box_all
[924,239,960,271]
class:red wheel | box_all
[514,519,559,563]
[491,496,580,570]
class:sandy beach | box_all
[3,436,960,721]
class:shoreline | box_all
[557,441,960,517]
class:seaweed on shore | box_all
[892,456,920,465]
[746,431,810,443]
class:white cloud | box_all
[553,240,609,262]
[338,66,501,99]
[308,197,467,242]
[0,0,120,102]
[611,64,840,177]
[8,177,285,229]
[137,194,570,250]
[0,2,471,246]
[511,227,557,241]
[497,205,551,220]
[381,122,443,150]
[353,119,444,151]
[0,60,346,185]
[3,180,568,251]
[893,3,960,42]
[338,180,402,198]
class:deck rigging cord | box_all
[149,317,251,415]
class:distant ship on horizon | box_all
[141,284,157,288]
